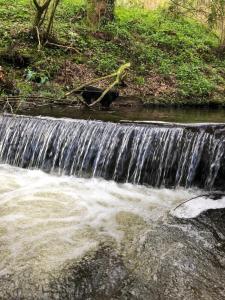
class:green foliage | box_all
[168,0,225,46]
[0,0,224,104]
[135,76,145,85]
[89,52,119,74]
[111,7,220,97]
[177,63,216,97]
[25,68,49,84]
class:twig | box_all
[65,73,117,97]
[173,192,225,211]
[45,41,81,54]
[36,26,42,51]
[3,97,14,114]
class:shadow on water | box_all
[18,105,225,123]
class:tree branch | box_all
[89,63,130,107]
[65,73,117,97]
[42,0,52,11]
[33,0,41,9]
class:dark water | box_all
[18,105,225,123]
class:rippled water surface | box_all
[0,164,199,278]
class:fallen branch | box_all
[76,95,90,107]
[65,73,117,97]
[90,63,130,107]
[2,97,14,114]
[65,62,131,108]
[89,80,117,107]
[0,95,82,112]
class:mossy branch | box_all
[65,73,117,97]
[65,62,131,108]
[89,63,130,107]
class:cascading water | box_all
[0,114,225,189]
[1,114,225,299]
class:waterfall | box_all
[0,114,225,189]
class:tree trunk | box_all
[87,0,115,27]
[45,0,60,38]
[33,0,52,31]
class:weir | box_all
[1,114,225,300]
[0,114,225,189]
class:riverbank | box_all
[0,1,225,106]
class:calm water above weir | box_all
[18,105,225,123]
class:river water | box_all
[18,105,225,123]
[1,108,225,298]
[2,164,225,299]
[0,164,198,278]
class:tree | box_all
[169,0,225,46]
[86,0,115,27]
[207,0,225,46]
[32,0,60,40]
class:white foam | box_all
[0,164,197,275]
[172,196,225,219]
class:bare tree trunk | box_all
[45,0,60,38]
[220,20,225,48]
[87,0,115,27]
[33,0,52,31]
[32,0,60,41]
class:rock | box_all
[118,210,225,300]
[1,209,225,299]
[48,245,128,300]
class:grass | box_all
[0,0,225,105]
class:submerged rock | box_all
[49,245,128,300]
[1,208,225,299]
[48,208,225,300]
[117,208,225,300]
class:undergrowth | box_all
[0,0,224,104]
